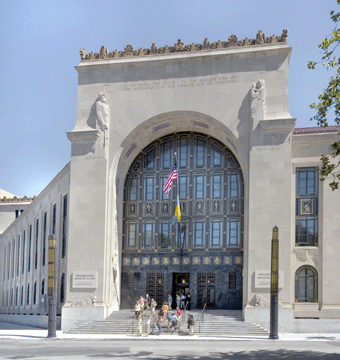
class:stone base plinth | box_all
[61,305,107,332]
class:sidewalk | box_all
[0,322,340,342]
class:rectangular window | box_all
[35,219,39,270]
[212,148,222,166]
[297,168,318,195]
[210,221,223,247]
[180,222,188,248]
[228,174,240,198]
[195,175,206,199]
[159,222,170,248]
[8,245,10,280]
[129,178,138,201]
[143,223,154,248]
[16,235,20,277]
[211,174,222,198]
[296,168,319,246]
[144,178,155,200]
[179,138,188,167]
[145,148,156,169]
[12,240,15,279]
[162,141,172,168]
[296,218,318,246]
[42,212,47,267]
[128,223,137,247]
[52,204,57,235]
[229,273,237,289]
[62,194,68,258]
[161,177,169,199]
[194,222,205,247]
[227,221,240,246]
[179,176,188,199]
[28,224,32,272]
[3,246,6,281]
[22,230,25,274]
[195,139,206,167]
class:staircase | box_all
[66,309,269,337]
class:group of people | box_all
[175,293,191,310]
[134,294,194,336]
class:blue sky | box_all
[0,0,338,197]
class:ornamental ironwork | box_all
[123,132,244,252]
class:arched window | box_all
[60,273,65,303]
[295,265,318,302]
[123,132,244,250]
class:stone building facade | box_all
[1,31,340,332]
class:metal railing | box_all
[198,303,207,333]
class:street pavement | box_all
[1,321,340,359]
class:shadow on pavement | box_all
[85,350,340,359]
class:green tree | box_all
[308,0,340,190]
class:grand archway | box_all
[121,132,244,309]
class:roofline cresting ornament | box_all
[79,29,288,61]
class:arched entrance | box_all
[121,132,244,309]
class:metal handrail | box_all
[127,318,135,334]
[198,303,207,333]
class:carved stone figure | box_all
[281,29,288,42]
[255,30,265,44]
[175,39,185,52]
[228,35,238,46]
[96,93,110,150]
[99,45,108,59]
[124,44,134,56]
[80,48,86,60]
[203,37,210,50]
[80,30,289,62]
[253,294,270,307]
[96,93,110,132]
[71,295,96,306]
[151,43,158,54]
[250,80,265,123]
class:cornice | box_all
[292,132,340,146]
[79,30,288,63]
[0,162,70,239]
[67,130,99,142]
[260,118,296,131]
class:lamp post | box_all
[269,226,279,339]
[47,234,57,338]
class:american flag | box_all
[163,165,178,196]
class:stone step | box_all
[65,309,269,336]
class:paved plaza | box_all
[2,321,340,359]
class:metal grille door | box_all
[146,273,164,307]
[197,272,216,308]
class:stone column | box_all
[62,129,110,331]
[245,118,296,331]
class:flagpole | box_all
[174,152,181,252]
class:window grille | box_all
[296,168,318,246]
[295,265,318,302]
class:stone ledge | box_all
[259,118,296,131]
[67,130,99,142]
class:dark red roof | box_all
[293,125,339,134]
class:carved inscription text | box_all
[122,74,237,92]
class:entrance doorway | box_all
[172,273,190,310]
